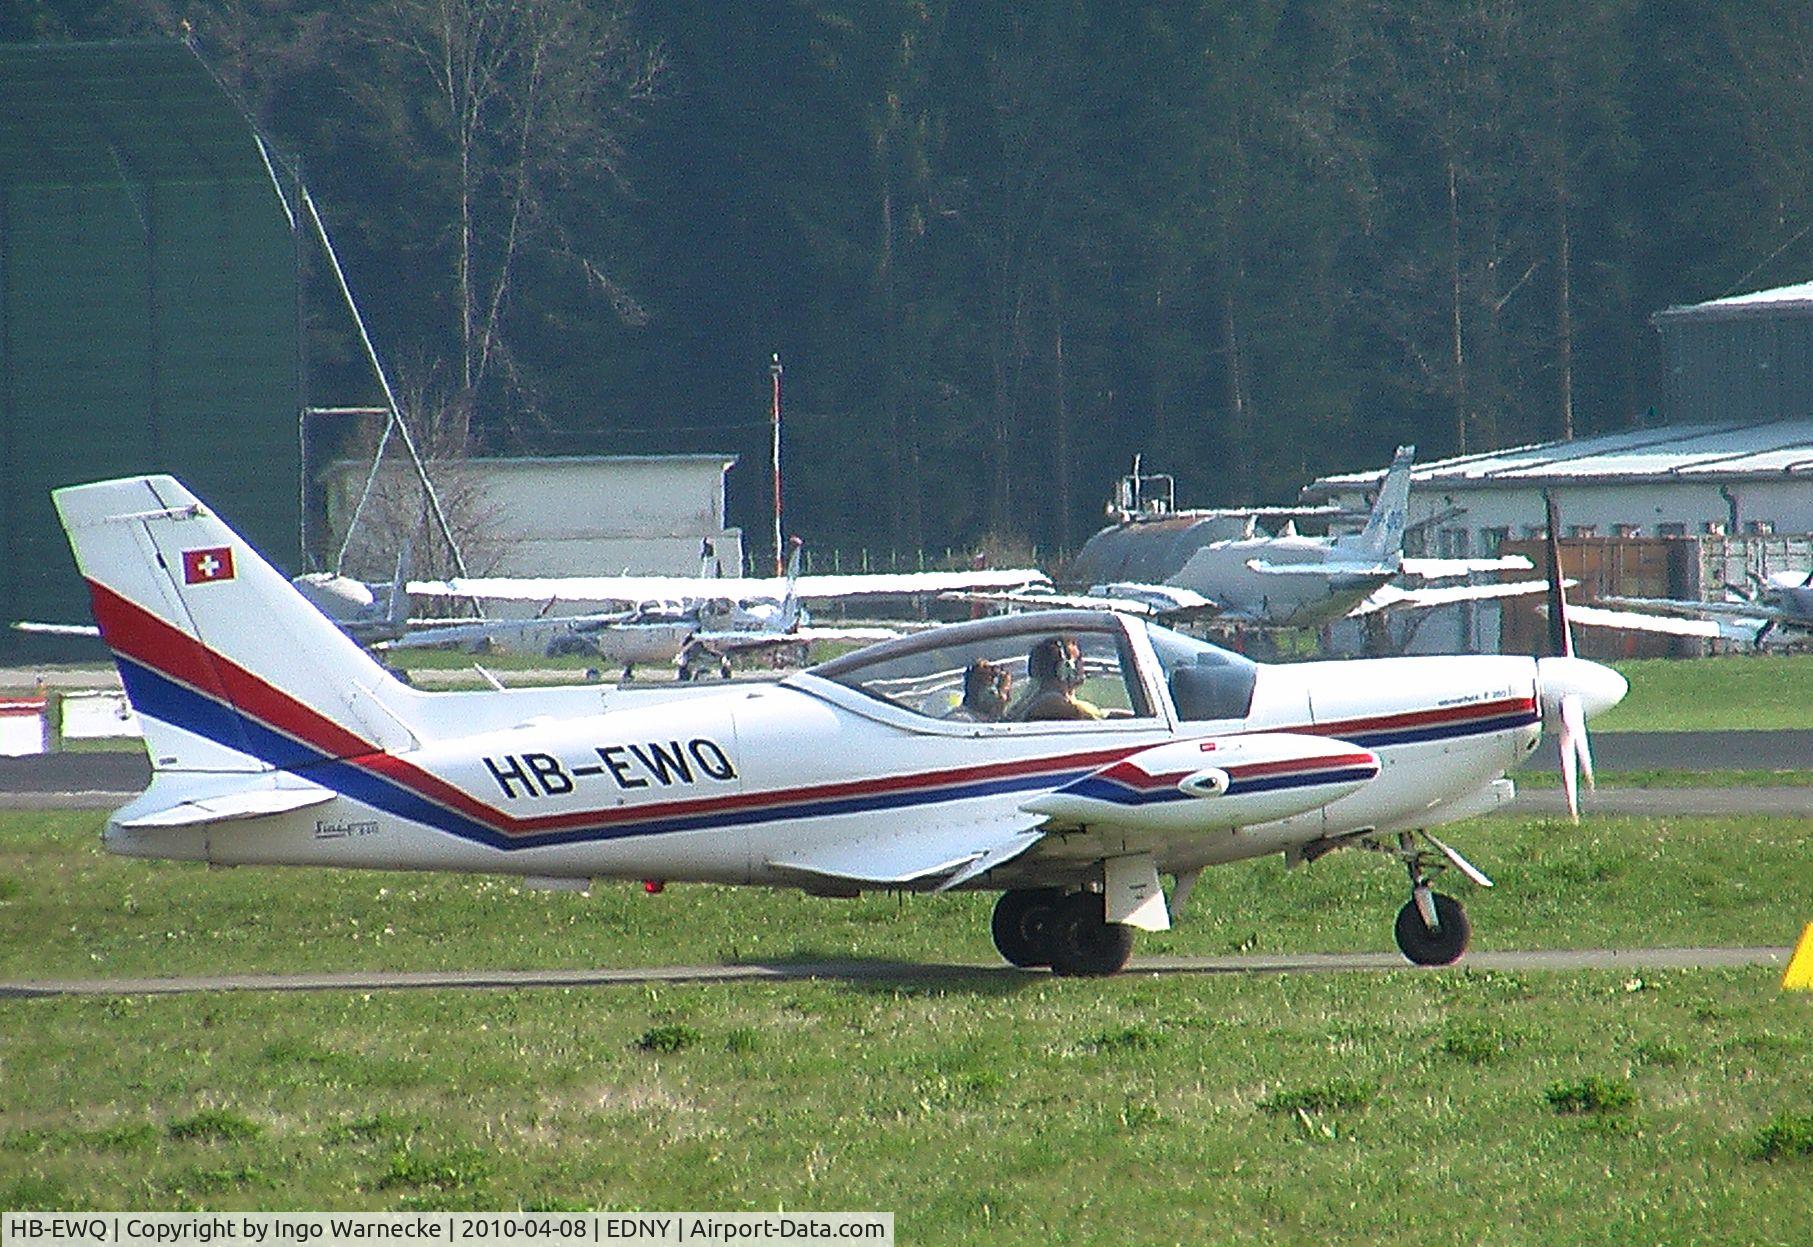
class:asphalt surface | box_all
[0,946,1790,999]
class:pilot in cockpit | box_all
[1005,635,1105,721]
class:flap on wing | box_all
[766,818,1044,888]
[118,783,336,828]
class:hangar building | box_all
[0,41,300,655]
[324,454,745,579]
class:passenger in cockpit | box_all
[946,658,1013,721]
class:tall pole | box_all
[770,353,784,576]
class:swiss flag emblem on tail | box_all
[182,546,236,584]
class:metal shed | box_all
[1654,281,1813,426]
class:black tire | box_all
[991,889,1063,968]
[1049,891,1135,977]
[1394,892,1471,966]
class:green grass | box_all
[3,968,1810,1239]
[1595,653,1813,732]
[4,810,1813,1237]
[3,809,1810,982]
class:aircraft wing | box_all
[1350,578,1568,617]
[764,816,1045,888]
[411,568,1050,608]
[12,620,101,637]
[941,582,1221,621]
[692,623,905,655]
[1596,594,1790,623]
[1245,559,1396,578]
[1399,555,1535,579]
[1565,603,1731,639]
[381,611,635,651]
[794,570,1050,600]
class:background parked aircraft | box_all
[1573,566,1813,650]
[391,540,904,677]
[957,448,1546,632]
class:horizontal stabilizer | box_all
[766,818,1043,888]
[118,783,336,828]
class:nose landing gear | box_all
[1390,831,1485,966]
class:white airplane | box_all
[1030,447,1545,629]
[1573,567,1813,650]
[390,540,902,680]
[53,474,1626,975]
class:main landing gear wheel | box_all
[1049,891,1135,977]
[991,889,1064,968]
[1394,892,1470,966]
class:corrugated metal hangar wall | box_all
[1654,289,1813,426]
[0,40,298,656]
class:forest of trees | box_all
[8,1,1813,563]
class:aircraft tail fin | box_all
[1336,445,1414,564]
[780,537,805,630]
[53,476,424,775]
[383,540,413,633]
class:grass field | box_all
[1590,652,1813,732]
[5,810,1813,1239]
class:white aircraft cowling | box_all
[1019,732,1379,834]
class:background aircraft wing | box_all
[692,623,905,654]
[1399,555,1535,579]
[940,582,1220,620]
[1564,602,1731,639]
[412,568,1050,608]
[1597,594,1790,622]
[381,611,634,651]
[1245,559,1396,578]
[792,569,1049,600]
[410,574,773,606]
[1351,578,1568,617]
[12,620,101,637]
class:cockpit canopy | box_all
[805,610,1256,725]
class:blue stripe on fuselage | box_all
[117,657,1096,851]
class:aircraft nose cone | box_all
[1537,655,1628,722]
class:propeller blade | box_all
[1557,714,1581,822]
[1561,691,1595,791]
[1543,492,1574,659]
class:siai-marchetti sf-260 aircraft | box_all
[55,475,1628,976]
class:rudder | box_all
[54,476,419,774]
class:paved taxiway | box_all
[0,946,1789,999]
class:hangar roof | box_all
[1303,419,1813,498]
[0,40,267,187]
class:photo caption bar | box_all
[2,1215,892,1247]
